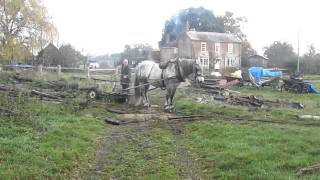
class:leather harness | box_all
[160,60,184,88]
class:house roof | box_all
[186,31,241,43]
[248,54,269,60]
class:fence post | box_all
[87,66,90,79]
[57,65,61,76]
[38,64,43,77]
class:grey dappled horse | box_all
[134,58,204,112]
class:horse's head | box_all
[175,58,204,83]
[193,60,204,83]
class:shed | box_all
[248,55,268,68]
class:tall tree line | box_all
[0,0,57,63]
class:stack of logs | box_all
[190,76,304,110]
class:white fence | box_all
[0,64,135,79]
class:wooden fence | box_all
[0,64,135,79]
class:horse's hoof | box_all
[164,106,171,112]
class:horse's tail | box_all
[134,67,141,106]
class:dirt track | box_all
[87,116,202,179]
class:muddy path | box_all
[87,88,203,179]
[86,122,152,179]
[87,119,202,179]
[168,121,202,179]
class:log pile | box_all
[189,77,304,110]
[97,113,207,125]
[0,84,65,102]
[213,95,304,109]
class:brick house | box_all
[178,31,241,73]
[159,34,178,61]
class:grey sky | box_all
[43,0,319,56]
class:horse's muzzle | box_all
[196,76,205,83]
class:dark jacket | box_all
[120,65,130,85]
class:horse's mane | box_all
[178,58,196,78]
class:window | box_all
[225,58,234,67]
[201,42,207,52]
[228,43,233,54]
[215,43,220,55]
[199,56,209,67]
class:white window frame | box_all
[228,43,233,54]
[199,56,209,68]
[225,57,234,67]
[201,42,207,52]
[215,43,220,55]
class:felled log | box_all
[200,84,222,90]
[168,115,206,120]
[106,108,129,114]
[51,80,79,90]
[298,115,320,120]
[30,90,61,99]
[14,75,33,82]
[296,163,320,176]
[97,116,122,125]
[98,113,208,125]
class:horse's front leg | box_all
[168,87,176,112]
[142,84,150,107]
[164,90,171,111]
[165,87,175,112]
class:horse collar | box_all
[175,60,185,82]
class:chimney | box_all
[165,33,170,44]
[184,20,190,32]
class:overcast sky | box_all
[43,0,319,56]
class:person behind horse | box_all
[121,59,130,92]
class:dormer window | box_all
[228,43,233,54]
[201,42,207,52]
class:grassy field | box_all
[97,81,320,179]
[1,71,320,179]
[0,98,107,179]
[0,72,109,179]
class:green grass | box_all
[173,81,320,179]
[184,121,320,179]
[0,99,106,179]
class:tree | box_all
[160,7,224,45]
[241,40,257,67]
[0,0,57,63]
[300,44,320,74]
[217,11,256,67]
[59,44,86,67]
[120,43,153,66]
[217,11,247,41]
[263,41,297,71]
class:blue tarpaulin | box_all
[248,67,282,85]
[306,83,319,93]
